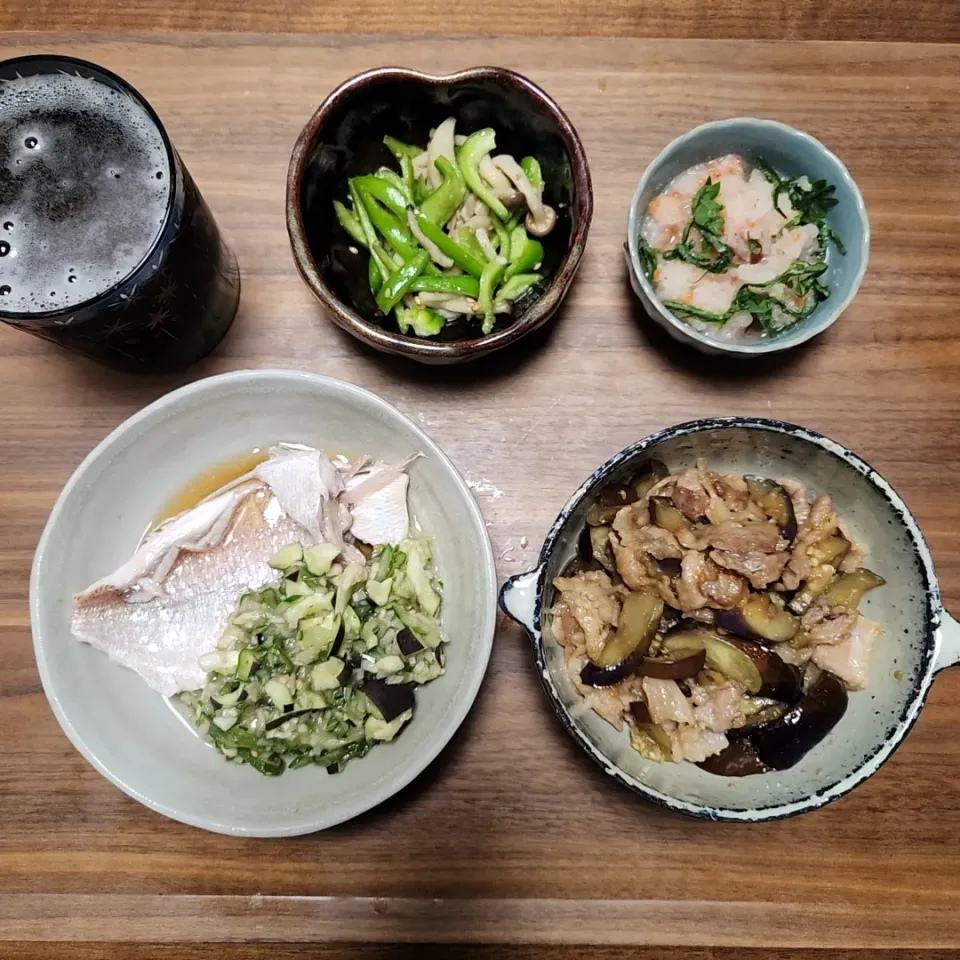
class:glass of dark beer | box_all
[0,55,240,372]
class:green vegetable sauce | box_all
[180,539,445,776]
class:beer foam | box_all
[0,70,172,313]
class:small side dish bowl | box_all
[500,418,959,821]
[31,370,497,836]
[287,66,593,364]
[625,119,869,357]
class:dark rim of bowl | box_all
[285,65,593,362]
[504,416,941,822]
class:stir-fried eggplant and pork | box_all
[550,459,885,776]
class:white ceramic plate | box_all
[31,369,497,836]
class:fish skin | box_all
[76,481,261,603]
[71,493,304,696]
[349,474,410,547]
[254,450,334,542]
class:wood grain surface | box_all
[1,33,960,955]
[8,950,960,960]
[4,0,960,43]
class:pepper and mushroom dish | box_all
[332,117,557,341]
[550,459,886,776]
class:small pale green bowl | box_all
[625,118,870,356]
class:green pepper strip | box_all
[352,175,412,222]
[355,185,417,256]
[505,227,544,280]
[497,272,540,302]
[370,240,397,278]
[492,216,511,259]
[355,185,440,276]
[334,201,366,247]
[374,168,412,205]
[384,135,421,160]
[399,154,415,199]
[409,207,486,277]
[457,128,510,220]
[375,249,430,314]
[520,156,544,192]
[413,175,430,205]
[398,304,444,338]
[454,226,487,264]
[349,181,378,248]
[420,156,466,226]
[410,275,480,298]
[479,259,506,335]
[368,256,383,295]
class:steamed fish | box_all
[70,445,416,696]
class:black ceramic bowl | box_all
[286,66,593,364]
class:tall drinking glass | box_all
[0,55,240,372]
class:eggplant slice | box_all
[745,476,798,542]
[580,592,663,687]
[717,593,800,644]
[750,672,848,770]
[697,738,772,777]
[632,459,669,499]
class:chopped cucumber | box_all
[298,612,342,659]
[364,708,413,742]
[236,648,259,682]
[264,678,294,709]
[311,657,345,691]
[304,542,341,576]
[342,604,362,641]
[212,685,245,708]
[269,544,303,569]
[296,690,328,710]
[373,654,405,677]
[335,562,366,615]
[181,526,446,777]
[366,578,393,607]
[283,576,314,599]
[402,539,441,616]
[283,592,334,627]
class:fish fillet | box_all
[71,492,306,696]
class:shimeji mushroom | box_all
[426,117,457,190]
[407,209,455,268]
[479,154,524,210]
[492,154,557,237]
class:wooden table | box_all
[2,25,960,960]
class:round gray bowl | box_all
[31,370,498,836]
[501,419,959,821]
[625,119,870,357]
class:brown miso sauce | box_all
[153,448,268,526]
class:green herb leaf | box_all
[691,178,724,237]
[756,157,844,255]
[637,237,658,280]
[662,178,732,273]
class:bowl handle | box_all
[499,565,543,638]
[936,612,960,673]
